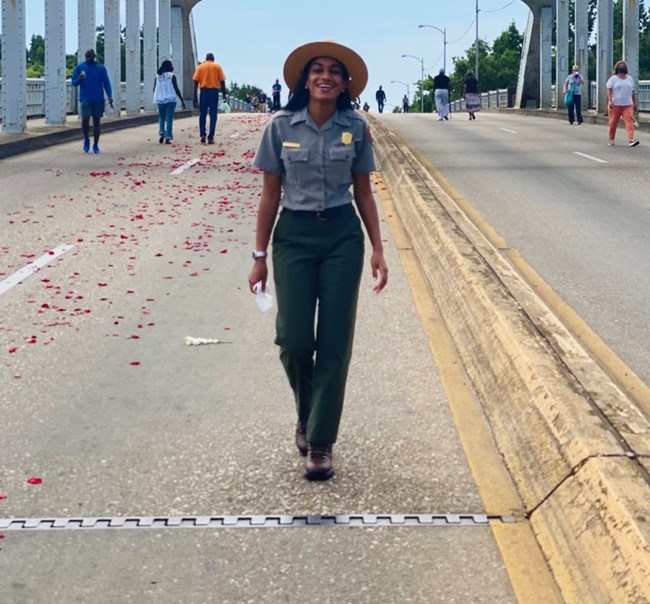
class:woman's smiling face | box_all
[306,57,348,102]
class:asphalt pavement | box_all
[0,113,526,603]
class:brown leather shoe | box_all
[295,420,308,456]
[305,443,334,481]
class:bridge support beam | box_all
[77,0,96,64]
[45,0,67,125]
[539,6,553,109]
[575,0,589,109]
[1,0,27,134]
[125,0,141,115]
[159,0,172,63]
[623,0,640,84]
[143,0,157,112]
[104,0,120,117]
[555,0,569,110]
[596,0,613,113]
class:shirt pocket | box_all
[328,145,355,183]
[280,147,309,184]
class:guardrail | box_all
[450,81,650,113]
[5,77,649,117]
[0,78,250,119]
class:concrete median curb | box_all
[371,117,650,602]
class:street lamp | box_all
[475,0,480,80]
[418,24,447,75]
[401,54,425,113]
[390,80,410,98]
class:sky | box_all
[18,0,530,110]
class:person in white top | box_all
[153,60,186,144]
[606,60,639,147]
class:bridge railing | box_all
[5,78,649,118]
[1,78,250,120]
[450,81,650,113]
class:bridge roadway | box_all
[1,110,649,601]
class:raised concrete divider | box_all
[370,117,650,603]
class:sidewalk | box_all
[0,109,192,159]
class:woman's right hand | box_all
[248,260,268,293]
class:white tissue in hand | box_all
[253,282,273,312]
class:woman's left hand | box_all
[370,250,388,293]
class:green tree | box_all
[26,34,45,77]
[229,82,266,100]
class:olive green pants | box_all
[272,205,364,445]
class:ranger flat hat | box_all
[283,40,368,99]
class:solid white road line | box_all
[170,159,200,175]
[573,151,608,164]
[500,128,517,134]
[0,244,74,297]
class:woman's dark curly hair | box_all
[284,58,354,112]
[157,60,173,75]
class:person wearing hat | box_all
[563,64,585,125]
[248,40,389,481]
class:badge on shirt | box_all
[282,141,300,148]
[341,132,353,145]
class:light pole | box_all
[390,80,410,98]
[401,55,425,113]
[418,24,447,75]
[475,0,480,80]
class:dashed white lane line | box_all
[573,151,608,164]
[500,128,517,134]
[170,159,200,175]
[0,244,74,297]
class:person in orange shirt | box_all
[192,53,228,144]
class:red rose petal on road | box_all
[129,361,141,366]
[27,477,42,485]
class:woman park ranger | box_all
[248,40,389,481]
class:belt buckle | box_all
[316,210,327,222]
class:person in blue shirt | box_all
[71,49,114,154]
[272,79,282,111]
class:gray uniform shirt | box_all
[253,106,376,211]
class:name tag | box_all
[341,132,353,145]
[282,141,300,148]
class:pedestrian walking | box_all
[258,91,268,113]
[153,60,186,144]
[375,85,386,113]
[402,94,409,113]
[606,60,639,147]
[71,49,113,154]
[433,69,450,120]
[248,40,388,481]
[563,64,584,125]
[192,53,227,144]
[272,79,282,111]
[463,70,480,120]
